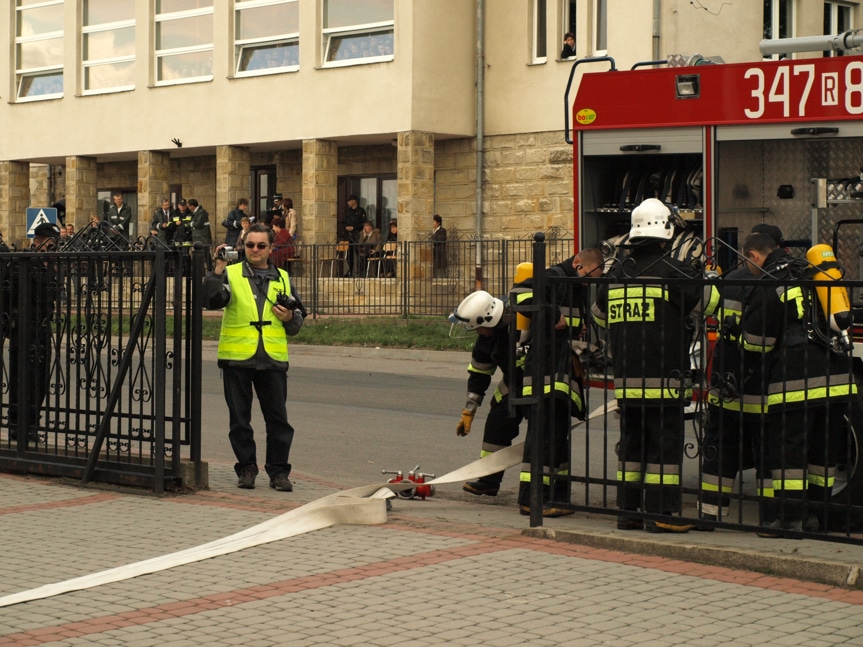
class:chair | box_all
[380,241,397,277]
[320,240,349,277]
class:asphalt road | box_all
[198,344,512,491]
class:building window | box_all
[593,0,607,55]
[323,0,394,67]
[155,0,214,85]
[82,0,135,94]
[15,0,64,101]
[824,2,854,56]
[532,0,547,63]
[563,0,577,35]
[235,0,299,76]
[763,0,795,58]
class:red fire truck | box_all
[566,45,863,514]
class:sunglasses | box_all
[244,242,269,250]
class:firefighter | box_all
[592,198,719,533]
[513,249,603,517]
[449,290,525,497]
[699,224,783,527]
[741,233,857,535]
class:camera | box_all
[217,246,238,261]
[275,292,297,310]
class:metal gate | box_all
[0,239,204,493]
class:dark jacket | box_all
[741,248,856,411]
[191,206,212,245]
[466,322,521,406]
[150,206,178,246]
[222,208,245,247]
[344,206,366,241]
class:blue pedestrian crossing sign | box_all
[26,207,58,238]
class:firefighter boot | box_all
[463,474,502,497]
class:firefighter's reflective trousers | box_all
[475,393,526,488]
[517,401,570,508]
[617,403,685,514]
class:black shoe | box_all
[270,474,293,492]
[645,520,693,534]
[757,518,803,538]
[617,516,644,530]
[237,467,257,489]
[694,513,717,532]
[463,480,499,497]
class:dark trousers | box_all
[617,403,685,514]
[476,394,525,487]
[222,366,294,479]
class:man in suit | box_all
[150,197,178,247]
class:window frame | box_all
[321,0,394,69]
[81,6,136,96]
[592,0,607,56]
[824,1,855,57]
[763,0,796,60]
[531,0,547,64]
[234,0,300,77]
[15,0,65,102]
[154,3,214,86]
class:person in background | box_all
[203,224,304,492]
[104,190,132,246]
[561,32,576,58]
[343,194,366,277]
[432,214,447,278]
[382,218,398,277]
[188,199,213,248]
[265,193,286,226]
[270,217,294,270]
[222,198,249,248]
[357,220,382,277]
[150,197,177,247]
[283,197,298,240]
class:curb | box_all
[523,527,863,590]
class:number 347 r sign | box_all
[570,55,863,131]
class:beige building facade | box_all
[0,0,859,250]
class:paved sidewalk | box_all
[1,460,862,647]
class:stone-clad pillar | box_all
[302,139,338,246]
[216,145,250,239]
[65,156,98,230]
[0,161,32,246]
[138,151,172,238]
[396,131,435,277]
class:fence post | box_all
[529,233,547,527]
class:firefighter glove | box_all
[456,409,475,437]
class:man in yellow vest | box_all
[204,224,304,491]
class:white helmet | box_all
[629,198,674,241]
[449,290,504,331]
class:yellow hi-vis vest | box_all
[218,263,291,362]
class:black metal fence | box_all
[0,239,204,492]
[281,236,577,317]
[513,234,863,544]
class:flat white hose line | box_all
[0,400,618,608]
[0,442,526,608]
